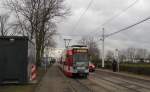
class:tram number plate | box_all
[77,67,85,69]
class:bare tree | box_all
[105,50,114,61]
[5,0,70,66]
[135,48,148,62]
[124,47,136,62]
[146,52,150,60]
[118,50,126,62]
[0,14,11,36]
[78,36,100,64]
[119,47,149,63]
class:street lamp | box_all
[102,28,105,68]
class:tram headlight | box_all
[73,66,76,69]
[73,62,76,69]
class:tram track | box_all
[58,66,93,92]
[68,78,93,92]
[91,74,141,92]
[96,70,150,86]
[59,64,139,92]
[77,78,111,92]
[69,77,111,92]
[58,66,110,92]
[91,70,150,92]
[96,70,150,89]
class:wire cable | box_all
[85,0,139,37]
[71,0,94,33]
[60,0,139,43]
[100,0,139,27]
[105,16,150,38]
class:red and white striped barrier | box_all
[30,64,37,81]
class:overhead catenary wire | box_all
[88,0,139,43]
[105,16,150,38]
[60,0,138,41]
[99,14,150,68]
[71,0,94,33]
[84,0,139,37]
[59,0,139,43]
[56,32,89,37]
[99,0,139,27]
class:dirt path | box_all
[34,64,72,92]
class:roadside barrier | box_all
[30,64,37,81]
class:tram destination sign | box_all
[73,49,88,53]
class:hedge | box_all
[120,64,150,75]
[100,62,150,76]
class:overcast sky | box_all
[56,0,150,51]
[1,0,150,51]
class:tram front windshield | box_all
[73,53,88,62]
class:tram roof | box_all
[71,45,87,47]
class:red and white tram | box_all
[60,45,89,78]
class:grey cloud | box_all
[58,0,150,49]
[1,0,149,50]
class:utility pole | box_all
[102,28,105,68]
[64,38,72,48]
[115,49,119,72]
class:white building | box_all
[43,47,64,60]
